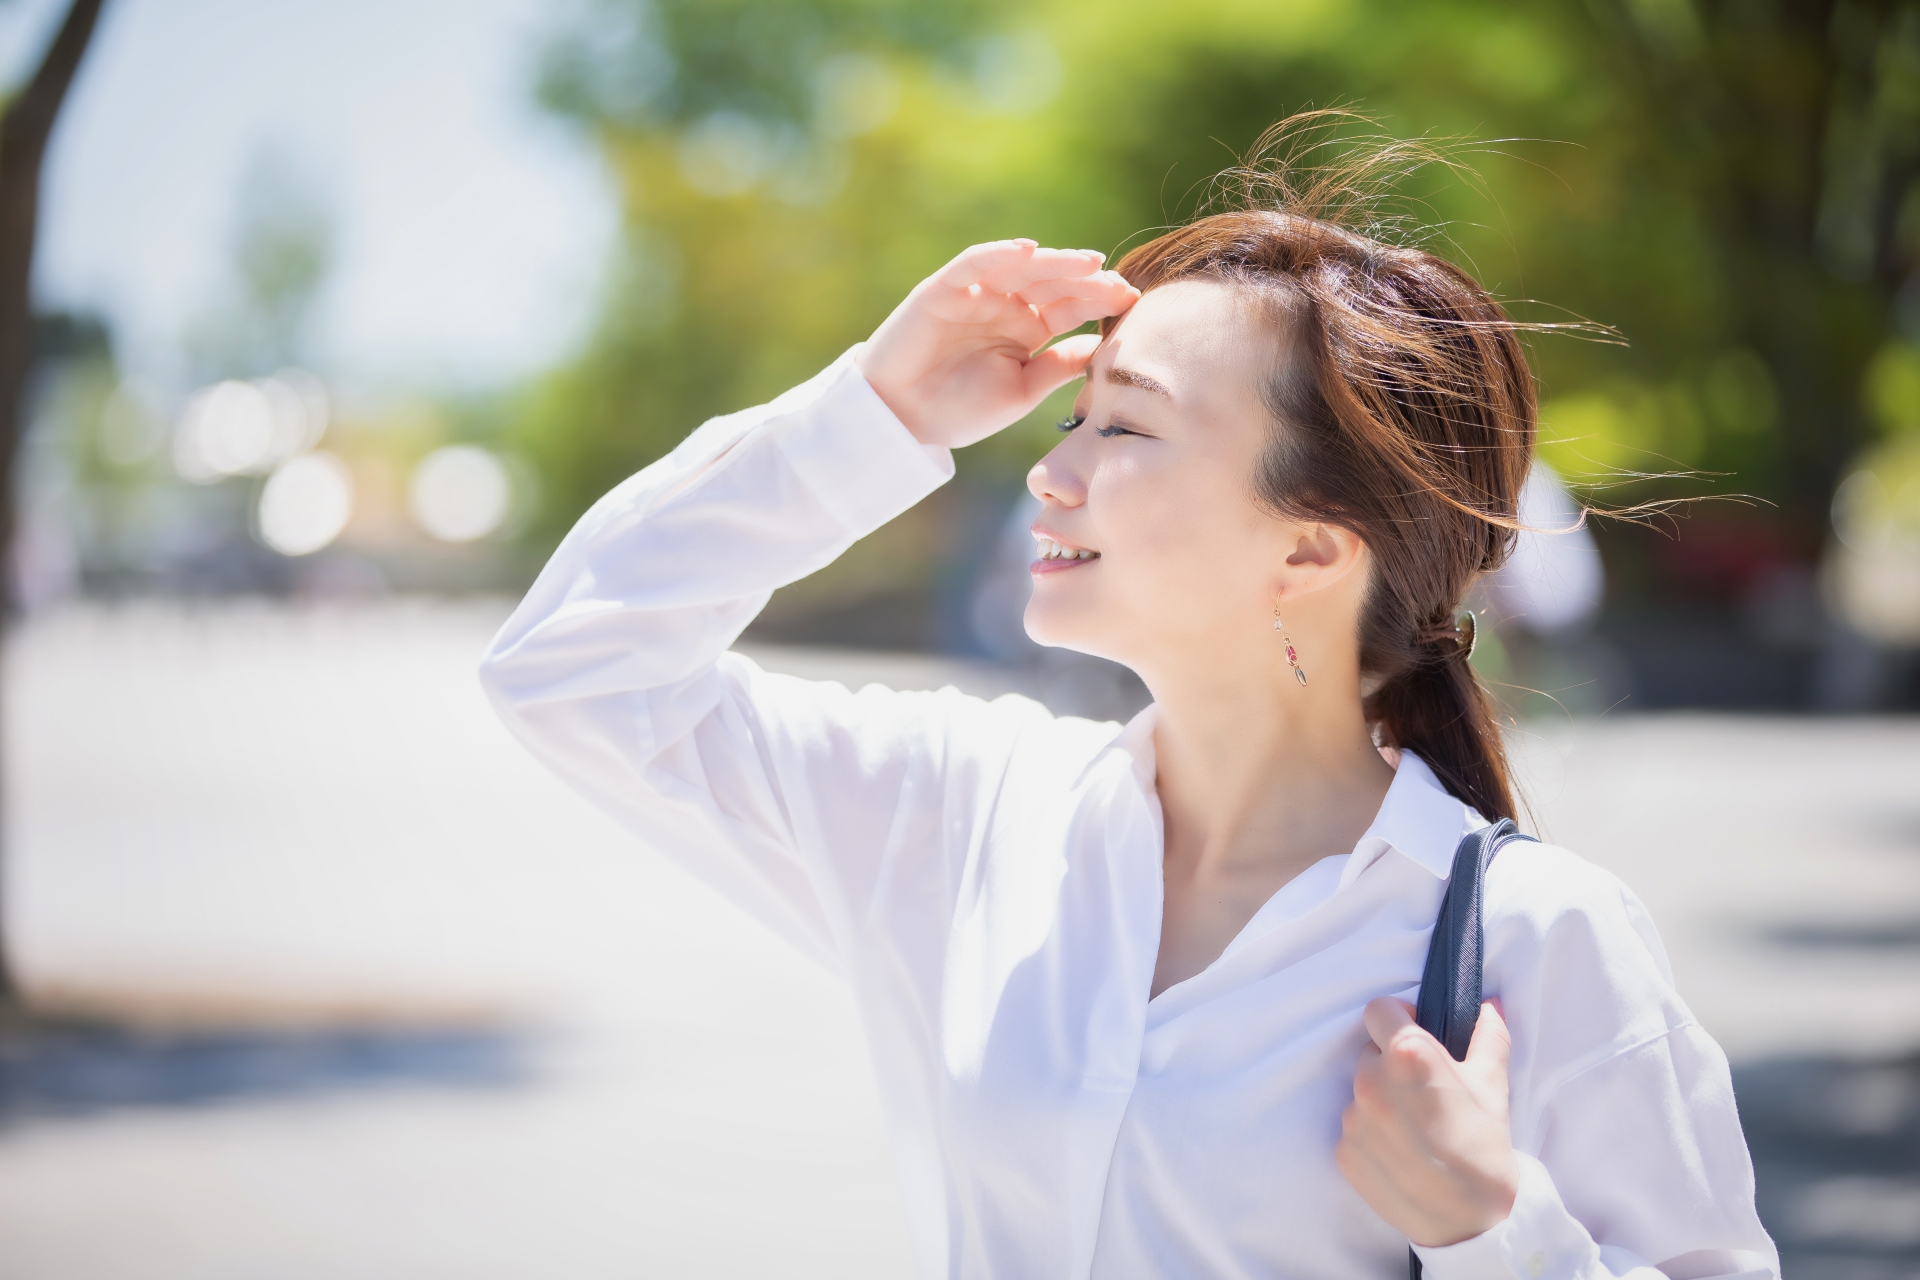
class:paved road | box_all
[1,601,1915,1278]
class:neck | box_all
[1142,637,1395,881]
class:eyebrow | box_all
[1104,365,1174,398]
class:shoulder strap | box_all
[1414,817,1534,1061]
[1407,818,1535,1279]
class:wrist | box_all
[1405,1148,1519,1248]
[852,346,930,446]
[1412,1153,1599,1280]
[768,346,954,535]
[1466,1150,1522,1243]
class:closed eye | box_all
[1056,414,1143,439]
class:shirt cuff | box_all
[770,343,956,537]
[1412,1153,1602,1280]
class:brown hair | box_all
[1104,115,1536,822]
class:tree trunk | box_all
[0,0,108,1004]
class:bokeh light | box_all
[1826,439,1920,643]
[968,31,1061,114]
[260,367,330,457]
[408,444,510,543]
[814,54,899,137]
[175,380,272,482]
[173,371,329,484]
[257,451,354,556]
[677,111,781,198]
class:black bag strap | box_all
[1407,818,1536,1280]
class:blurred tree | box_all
[0,0,107,1007]
[187,149,334,379]
[1571,0,1920,544]
[522,0,1920,656]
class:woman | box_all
[480,128,1778,1279]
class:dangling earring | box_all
[1272,602,1308,687]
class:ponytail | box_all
[1365,644,1517,824]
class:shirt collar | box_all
[1095,701,1160,792]
[1342,749,1485,885]
[1097,707,1481,882]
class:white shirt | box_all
[480,348,1780,1280]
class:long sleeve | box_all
[1414,1149,1773,1280]
[477,345,1035,971]
[1415,847,1780,1280]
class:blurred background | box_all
[1,0,1917,1276]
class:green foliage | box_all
[1865,339,1920,436]
[516,0,1920,613]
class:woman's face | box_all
[1024,278,1320,674]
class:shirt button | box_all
[1525,1251,1547,1278]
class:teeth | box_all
[1035,538,1099,561]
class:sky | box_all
[9,0,620,396]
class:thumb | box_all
[1021,333,1102,404]
[1361,996,1419,1053]
[1464,999,1512,1086]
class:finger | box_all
[918,283,1054,346]
[1351,1042,1384,1104]
[931,239,1034,289]
[1000,299,1057,355]
[1021,333,1103,403]
[1362,997,1418,1052]
[1038,290,1135,335]
[1016,269,1137,307]
[937,241,1106,293]
[977,249,1109,294]
[1464,1000,1511,1077]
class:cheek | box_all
[1102,478,1188,584]
[1024,449,1280,656]
[1097,456,1268,607]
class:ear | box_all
[1279,522,1368,596]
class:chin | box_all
[1022,598,1124,664]
[1021,597,1075,649]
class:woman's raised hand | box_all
[857,239,1140,450]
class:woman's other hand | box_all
[1335,998,1522,1248]
[857,239,1140,449]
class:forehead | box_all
[1089,278,1274,406]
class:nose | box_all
[1027,439,1087,508]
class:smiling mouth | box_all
[1032,537,1100,572]
[1035,537,1099,562]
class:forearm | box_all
[479,346,953,717]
